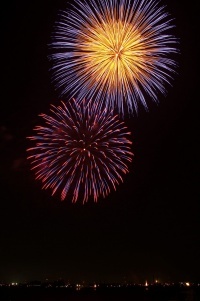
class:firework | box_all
[49,0,178,116]
[27,99,133,203]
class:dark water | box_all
[0,286,199,301]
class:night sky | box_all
[0,0,199,284]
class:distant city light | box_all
[0,280,198,289]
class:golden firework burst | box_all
[79,19,148,92]
[50,0,178,115]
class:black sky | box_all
[0,0,199,284]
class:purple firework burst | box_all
[27,99,133,203]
